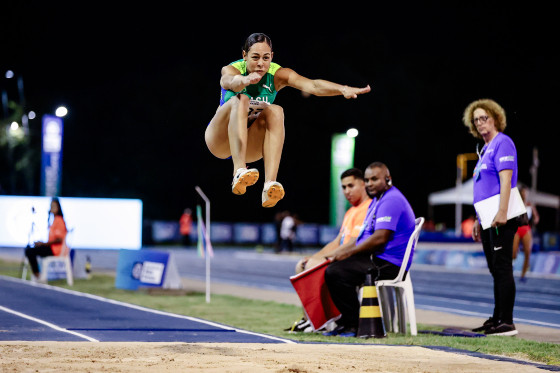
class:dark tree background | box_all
[2,3,558,230]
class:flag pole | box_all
[195,186,211,303]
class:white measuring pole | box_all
[195,186,211,303]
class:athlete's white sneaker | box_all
[232,168,259,195]
[262,181,285,208]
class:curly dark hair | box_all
[462,99,507,139]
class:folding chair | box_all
[39,233,74,286]
[376,217,424,335]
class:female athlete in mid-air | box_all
[205,33,371,208]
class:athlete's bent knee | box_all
[266,104,284,118]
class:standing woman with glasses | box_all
[462,99,520,336]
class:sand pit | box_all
[0,341,546,372]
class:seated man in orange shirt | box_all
[287,168,371,332]
[25,198,67,281]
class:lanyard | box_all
[357,191,387,241]
[474,133,500,180]
[473,141,492,181]
[370,191,386,229]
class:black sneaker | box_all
[284,318,313,333]
[472,317,495,332]
[485,323,518,336]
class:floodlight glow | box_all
[5,70,14,79]
[28,111,36,119]
[55,106,68,117]
[346,128,359,138]
[10,121,19,131]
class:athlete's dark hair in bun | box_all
[243,33,272,53]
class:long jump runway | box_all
[2,276,560,372]
[0,275,292,344]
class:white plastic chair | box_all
[39,232,74,286]
[376,217,424,336]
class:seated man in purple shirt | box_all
[324,162,416,337]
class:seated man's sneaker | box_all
[322,324,357,337]
[232,168,259,195]
[285,317,313,333]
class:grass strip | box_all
[2,260,558,366]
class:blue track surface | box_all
[0,275,292,343]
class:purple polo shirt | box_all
[473,132,518,204]
[356,186,416,270]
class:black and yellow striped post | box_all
[357,272,387,338]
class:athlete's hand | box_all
[342,84,371,99]
[243,72,262,86]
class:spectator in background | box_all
[286,167,371,333]
[179,208,193,246]
[462,215,476,239]
[280,211,296,253]
[513,185,540,282]
[24,197,67,282]
[274,210,288,253]
[423,219,436,232]
[464,98,519,336]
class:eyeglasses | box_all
[473,115,489,124]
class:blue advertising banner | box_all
[115,249,170,290]
[295,224,320,246]
[233,223,260,244]
[41,114,63,196]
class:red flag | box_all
[290,259,340,331]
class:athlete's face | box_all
[341,176,366,206]
[364,167,389,198]
[243,42,273,77]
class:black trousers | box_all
[481,218,518,324]
[280,238,294,252]
[325,253,401,328]
[25,244,54,274]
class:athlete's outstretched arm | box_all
[275,68,371,99]
[220,65,262,93]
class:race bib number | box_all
[247,99,270,121]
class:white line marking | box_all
[0,305,98,342]
[1,275,295,344]
[417,294,560,315]
[417,305,560,328]
[414,287,560,308]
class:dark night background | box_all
[2,3,558,231]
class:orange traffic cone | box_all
[357,272,386,338]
